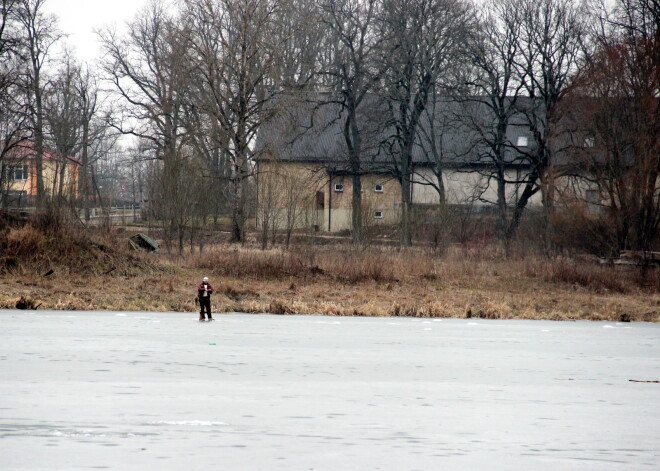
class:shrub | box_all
[550,204,618,256]
[525,257,632,294]
[5,225,44,257]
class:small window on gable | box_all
[374,210,383,219]
[374,184,384,193]
[334,183,343,192]
[516,136,529,147]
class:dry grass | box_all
[0,232,658,322]
[0,221,156,278]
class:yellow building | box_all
[2,142,80,207]
[256,158,402,233]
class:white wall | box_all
[412,168,544,207]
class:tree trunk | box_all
[351,172,362,243]
[496,166,508,243]
[400,154,413,247]
[34,81,45,207]
[81,121,90,221]
[505,167,540,240]
[230,173,243,243]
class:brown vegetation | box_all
[0,222,657,322]
[0,213,158,278]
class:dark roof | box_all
[254,94,544,171]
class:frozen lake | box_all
[1,311,658,470]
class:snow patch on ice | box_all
[149,420,228,427]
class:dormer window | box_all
[516,136,529,147]
[334,183,344,192]
[374,184,384,193]
[374,211,383,219]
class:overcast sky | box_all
[43,0,150,64]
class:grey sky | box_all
[43,0,149,63]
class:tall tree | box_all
[0,0,28,206]
[271,0,328,91]
[378,0,474,246]
[74,63,101,221]
[16,0,62,207]
[185,0,284,243]
[99,0,191,251]
[44,52,81,200]
[564,0,659,255]
[462,0,527,246]
[508,0,587,245]
[319,0,385,243]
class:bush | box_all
[5,225,44,257]
[525,257,632,294]
[0,215,154,276]
[550,204,618,256]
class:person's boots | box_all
[199,314,205,321]
[208,316,214,321]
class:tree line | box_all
[0,0,657,255]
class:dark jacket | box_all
[197,282,214,299]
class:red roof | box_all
[4,141,81,165]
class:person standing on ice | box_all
[197,277,214,321]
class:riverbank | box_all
[1,243,658,322]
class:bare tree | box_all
[74,63,102,222]
[44,52,81,201]
[460,0,528,246]
[99,0,192,251]
[16,0,62,207]
[185,0,285,243]
[564,0,659,256]
[271,0,328,91]
[0,0,29,207]
[378,0,475,246]
[318,0,386,244]
[508,0,587,246]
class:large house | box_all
[1,141,81,207]
[254,95,573,233]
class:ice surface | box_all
[1,311,659,470]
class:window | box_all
[334,183,343,192]
[516,136,529,147]
[374,184,384,193]
[584,137,595,148]
[374,211,383,219]
[8,165,28,181]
